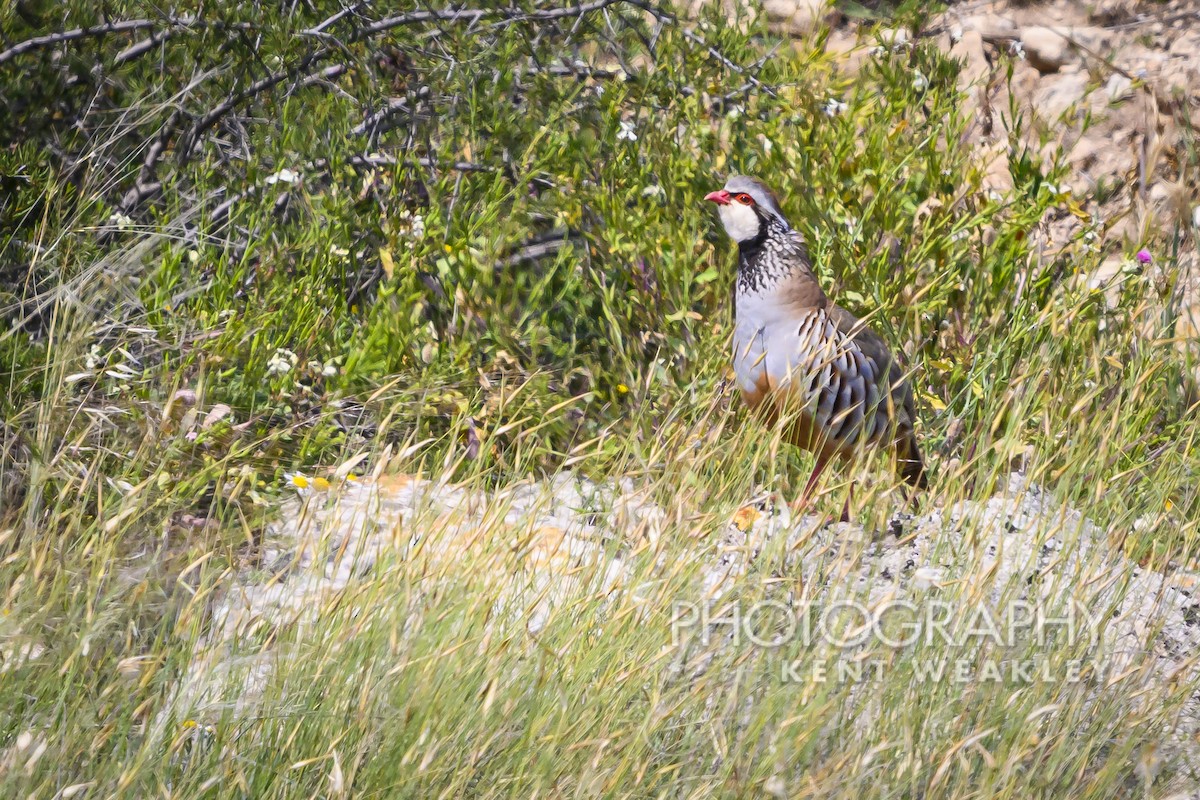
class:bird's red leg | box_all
[791,454,830,515]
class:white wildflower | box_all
[1009,41,1026,60]
[822,98,848,117]
[109,213,134,230]
[911,70,929,91]
[284,472,311,491]
[399,209,425,240]
[265,168,301,185]
[267,348,297,376]
[616,120,638,141]
[641,183,665,199]
[329,244,350,259]
[310,358,339,377]
[950,25,964,44]
[84,344,102,371]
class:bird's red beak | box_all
[705,189,731,205]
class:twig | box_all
[176,2,637,159]
[0,18,185,65]
[180,49,336,157]
[301,2,368,36]
[531,62,628,80]
[496,228,581,270]
[111,19,258,69]
[358,0,624,38]
[619,0,776,96]
[352,97,413,138]
[111,27,177,67]
[299,63,353,96]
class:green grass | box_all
[3,0,1200,796]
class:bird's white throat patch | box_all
[717,202,760,243]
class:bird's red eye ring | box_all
[735,193,754,205]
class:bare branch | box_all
[496,228,581,271]
[0,17,194,65]
[359,0,624,38]
[180,49,336,157]
[111,27,178,67]
[301,2,369,37]
[619,0,776,96]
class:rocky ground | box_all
[166,467,1200,793]
[770,0,1200,359]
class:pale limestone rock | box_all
[959,13,1019,42]
[1106,73,1133,102]
[1032,71,1091,119]
[979,141,1013,195]
[1089,0,1138,25]
[951,30,990,89]
[1021,25,1074,73]
[762,0,829,36]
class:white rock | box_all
[1169,31,1200,57]
[1068,26,1113,52]
[1089,0,1137,24]
[762,0,829,35]
[950,30,989,89]
[1032,72,1091,119]
[959,14,1018,42]
[1021,26,1074,73]
[1068,134,1105,168]
[1106,73,1133,101]
[155,468,1200,774]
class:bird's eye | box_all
[735,193,754,205]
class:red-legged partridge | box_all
[705,175,926,517]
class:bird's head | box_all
[704,175,789,245]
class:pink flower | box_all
[1136,249,1152,264]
